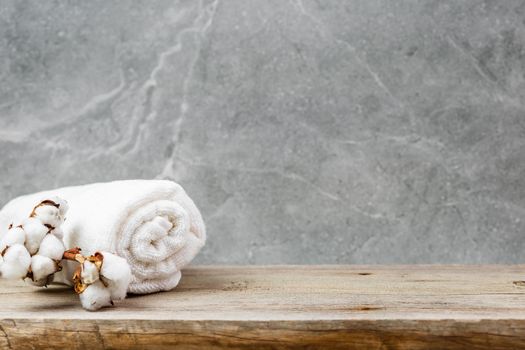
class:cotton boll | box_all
[99,252,131,282]
[32,205,62,228]
[79,280,112,311]
[23,218,49,255]
[38,234,64,260]
[0,227,26,250]
[0,244,31,279]
[0,262,27,280]
[50,227,64,240]
[104,278,129,301]
[48,196,69,218]
[30,255,57,281]
[28,273,54,287]
[81,260,99,284]
[99,251,132,300]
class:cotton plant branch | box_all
[0,198,132,311]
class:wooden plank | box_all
[0,265,524,349]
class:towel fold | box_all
[0,180,205,294]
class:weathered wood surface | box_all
[0,265,524,349]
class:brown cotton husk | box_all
[87,252,104,271]
[0,246,8,257]
[25,266,33,281]
[73,265,87,294]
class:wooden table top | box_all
[1,265,525,349]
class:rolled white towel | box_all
[0,180,205,294]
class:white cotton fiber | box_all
[23,218,49,255]
[0,244,31,279]
[99,251,132,300]
[30,255,57,281]
[105,278,129,301]
[32,205,62,228]
[99,252,130,282]
[29,273,54,287]
[79,280,112,311]
[50,227,64,240]
[81,260,99,284]
[37,234,64,260]
[49,196,69,218]
[0,227,26,249]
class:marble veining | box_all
[1,0,524,264]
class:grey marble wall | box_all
[1,0,524,264]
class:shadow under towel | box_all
[0,180,206,294]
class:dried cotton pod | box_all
[30,198,67,228]
[70,250,132,311]
[31,204,62,228]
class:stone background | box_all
[1,0,524,264]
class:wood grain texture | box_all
[0,265,525,349]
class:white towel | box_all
[0,180,205,294]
